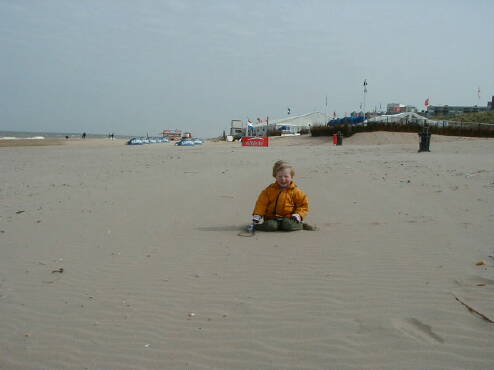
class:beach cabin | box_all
[162,129,182,141]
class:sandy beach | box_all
[1,133,493,369]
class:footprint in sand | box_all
[392,318,444,344]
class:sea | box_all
[0,130,129,140]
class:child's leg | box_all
[254,219,279,231]
[279,217,303,231]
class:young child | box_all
[252,160,309,231]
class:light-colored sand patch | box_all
[0,138,65,147]
[263,131,485,148]
[344,131,482,146]
[1,136,493,369]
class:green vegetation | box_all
[434,110,494,123]
[311,120,494,138]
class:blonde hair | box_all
[272,160,295,177]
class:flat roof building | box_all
[387,103,417,114]
[427,105,489,116]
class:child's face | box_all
[275,168,293,188]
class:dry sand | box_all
[1,133,493,369]
[0,139,66,148]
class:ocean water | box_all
[0,130,126,140]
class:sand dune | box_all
[1,133,493,369]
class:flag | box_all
[424,98,430,107]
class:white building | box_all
[249,112,327,136]
[365,112,438,125]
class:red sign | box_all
[241,136,269,147]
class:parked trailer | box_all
[230,120,245,140]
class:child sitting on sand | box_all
[252,160,309,231]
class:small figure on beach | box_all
[252,160,309,232]
[82,132,86,139]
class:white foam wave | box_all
[0,136,45,140]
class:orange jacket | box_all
[253,182,309,220]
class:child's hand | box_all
[252,215,264,224]
[291,214,302,223]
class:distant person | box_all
[65,136,69,140]
[111,133,114,140]
[82,132,86,139]
[251,160,309,231]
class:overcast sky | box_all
[1,0,493,137]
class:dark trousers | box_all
[254,217,303,232]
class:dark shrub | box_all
[267,129,281,137]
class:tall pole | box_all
[325,95,328,123]
[363,79,368,118]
